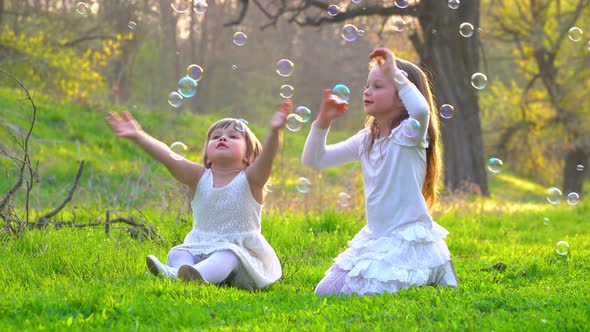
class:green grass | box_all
[1,88,590,330]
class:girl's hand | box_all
[368,47,398,74]
[106,111,143,140]
[316,89,348,127]
[270,100,293,131]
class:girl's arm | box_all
[302,89,361,169]
[106,111,204,187]
[369,48,430,139]
[246,100,292,191]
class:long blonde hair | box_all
[365,59,443,208]
[201,118,262,168]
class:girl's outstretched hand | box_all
[106,111,143,139]
[270,99,293,131]
[316,89,348,127]
[369,47,398,74]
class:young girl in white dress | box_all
[106,101,292,290]
[302,48,459,296]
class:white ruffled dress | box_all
[170,169,282,290]
[302,84,459,296]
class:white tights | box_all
[167,249,240,284]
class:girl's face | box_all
[206,126,248,167]
[363,66,403,119]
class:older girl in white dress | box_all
[302,48,459,296]
[107,101,292,290]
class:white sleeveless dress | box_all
[170,169,282,290]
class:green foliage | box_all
[0,26,128,102]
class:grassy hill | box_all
[1,87,589,330]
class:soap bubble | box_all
[566,192,579,205]
[555,241,569,256]
[471,72,488,90]
[186,64,204,81]
[342,24,359,42]
[337,192,352,207]
[568,27,583,42]
[178,77,198,98]
[395,0,409,9]
[170,141,188,160]
[459,22,474,37]
[128,21,137,30]
[233,32,247,46]
[439,104,455,119]
[194,0,208,14]
[332,84,351,102]
[327,4,340,16]
[276,59,294,77]
[286,114,304,132]
[402,118,421,138]
[487,158,503,174]
[75,2,89,15]
[296,177,311,193]
[546,187,562,205]
[294,106,312,123]
[280,85,294,99]
[168,91,183,108]
[448,0,460,9]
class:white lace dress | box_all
[302,83,459,296]
[170,169,282,290]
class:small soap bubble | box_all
[337,192,352,207]
[286,114,304,132]
[392,18,406,32]
[296,177,312,193]
[232,64,238,70]
[394,0,409,9]
[177,77,198,98]
[234,119,248,133]
[294,106,312,123]
[448,0,460,9]
[352,0,362,3]
[193,0,208,14]
[276,59,294,77]
[341,24,359,42]
[128,21,137,30]
[171,0,191,13]
[75,2,89,15]
[543,217,549,226]
[327,4,340,16]
[168,91,183,108]
[439,104,455,119]
[358,29,366,37]
[402,118,421,138]
[233,32,247,46]
[568,27,583,42]
[280,85,294,99]
[487,158,503,174]
[459,22,474,37]
[566,192,579,205]
[546,187,562,205]
[555,241,569,256]
[186,64,204,81]
[332,84,351,102]
[471,72,488,90]
[169,141,188,160]
[576,164,584,172]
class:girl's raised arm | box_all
[106,111,204,187]
[246,100,291,191]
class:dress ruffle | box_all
[328,222,458,295]
[171,232,281,290]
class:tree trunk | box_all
[563,144,587,199]
[412,0,489,195]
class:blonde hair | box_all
[201,118,262,168]
[365,59,443,208]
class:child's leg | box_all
[314,266,348,296]
[193,250,239,284]
[167,249,196,268]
